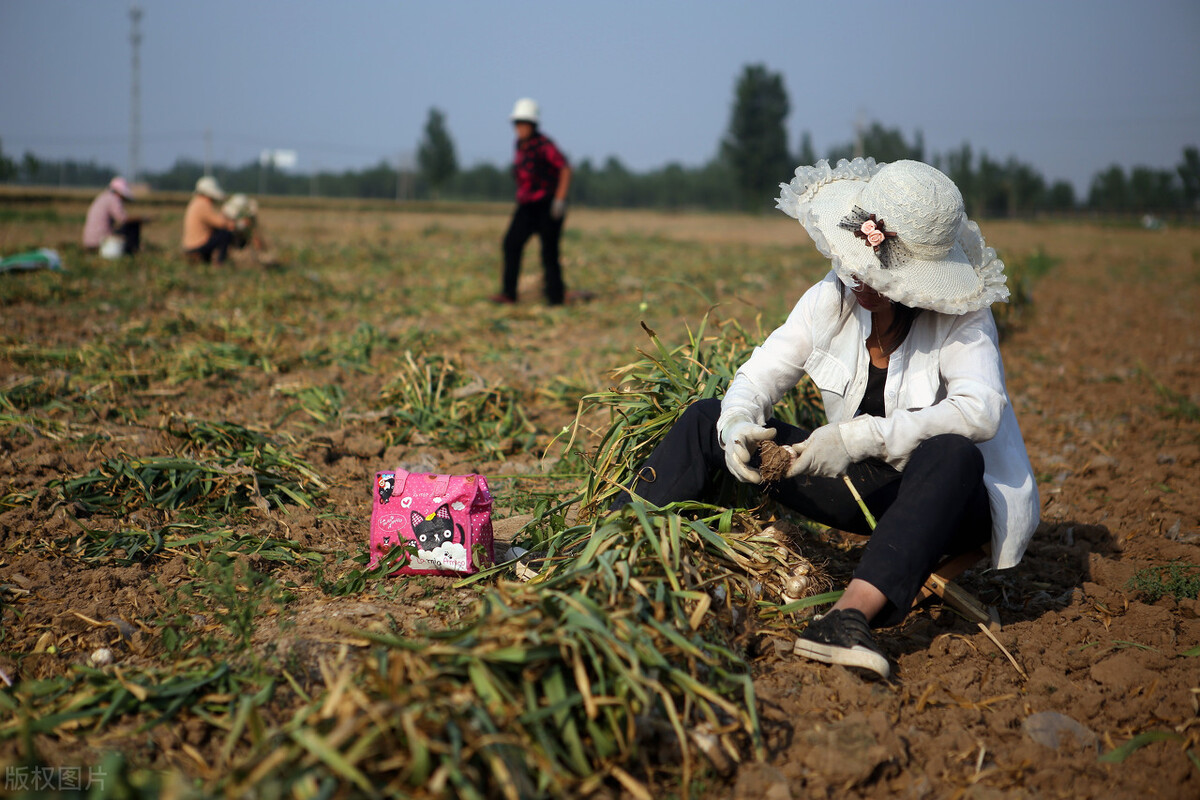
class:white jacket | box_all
[718,272,1039,569]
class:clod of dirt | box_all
[759,440,794,483]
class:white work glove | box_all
[720,417,776,484]
[785,423,852,478]
[551,197,567,219]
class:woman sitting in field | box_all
[612,159,1040,679]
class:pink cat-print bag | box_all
[368,469,495,576]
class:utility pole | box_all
[204,129,212,177]
[853,110,865,160]
[396,150,413,202]
[396,151,404,202]
[129,4,143,184]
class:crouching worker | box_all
[83,177,146,257]
[182,176,236,264]
[611,159,1040,679]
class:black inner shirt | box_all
[856,362,887,418]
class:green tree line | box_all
[3,63,1198,217]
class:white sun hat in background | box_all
[194,176,227,202]
[509,98,540,124]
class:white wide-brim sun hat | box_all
[776,158,1009,315]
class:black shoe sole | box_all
[793,637,891,679]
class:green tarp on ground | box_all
[0,248,63,273]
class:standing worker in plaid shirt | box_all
[491,98,573,306]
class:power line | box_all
[6,130,411,161]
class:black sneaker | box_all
[793,608,890,679]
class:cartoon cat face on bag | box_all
[410,503,459,550]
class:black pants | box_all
[116,221,142,255]
[187,229,233,264]
[612,398,992,626]
[501,199,565,304]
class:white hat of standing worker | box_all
[776,158,1009,315]
[194,176,226,202]
[510,98,539,124]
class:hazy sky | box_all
[2,1,1198,196]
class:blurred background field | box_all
[2,191,1198,798]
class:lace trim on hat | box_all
[953,219,1011,313]
[776,157,881,221]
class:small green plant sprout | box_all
[1139,366,1200,423]
[1126,562,1200,603]
[274,382,346,424]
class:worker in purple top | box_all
[491,98,573,306]
[82,177,146,257]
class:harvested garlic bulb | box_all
[784,574,812,597]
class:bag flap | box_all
[394,470,449,498]
[389,470,493,507]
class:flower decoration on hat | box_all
[839,206,901,270]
